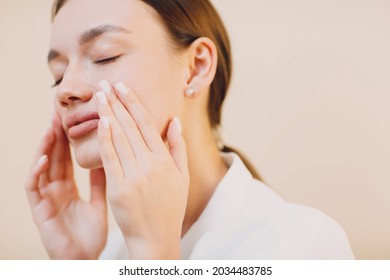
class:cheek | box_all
[135,88,183,141]
[102,52,185,137]
[123,59,184,136]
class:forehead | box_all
[50,0,160,47]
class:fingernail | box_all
[101,117,110,129]
[115,82,128,96]
[173,117,182,134]
[37,155,48,166]
[98,80,112,94]
[96,91,108,106]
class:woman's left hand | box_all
[94,81,189,259]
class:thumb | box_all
[90,168,106,207]
[167,118,189,178]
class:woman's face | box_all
[49,0,187,169]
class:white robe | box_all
[100,152,355,259]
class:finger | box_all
[48,114,73,180]
[95,95,127,187]
[38,169,49,194]
[59,117,74,179]
[97,117,124,187]
[167,118,189,178]
[95,91,139,179]
[101,84,150,163]
[26,126,55,206]
[29,126,55,171]
[114,82,166,154]
[90,168,107,208]
[55,113,74,179]
[25,155,49,207]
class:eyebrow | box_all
[47,24,130,63]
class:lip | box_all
[66,111,100,139]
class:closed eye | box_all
[94,55,122,64]
[51,55,123,88]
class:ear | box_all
[185,37,218,97]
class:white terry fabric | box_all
[100,152,355,260]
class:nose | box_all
[56,66,94,107]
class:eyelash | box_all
[94,55,122,65]
[51,55,122,87]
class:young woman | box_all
[25,0,355,259]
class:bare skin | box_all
[25,115,107,259]
[25,0,227,259]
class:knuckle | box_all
[122,118,137,131]
[110,100,122,112]
[126,98,138,114]
[98,125,111,139]
[127,95,138,108]
[106,93,119,104]
[102,150,117,163]
[111,131,127,144]
[108,189,128,205]
[138,115,154,128]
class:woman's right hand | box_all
[25,115,107,259]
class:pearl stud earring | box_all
[186,88,195,96]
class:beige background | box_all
[0,0,389,259]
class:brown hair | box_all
[52,0,263,181]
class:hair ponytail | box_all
[221,146,263,181]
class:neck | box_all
[181,122,228,236]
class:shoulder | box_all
[188,172,355,259]
[271,202,354,259]
[241,179,355,259]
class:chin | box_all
[71,131,103,169]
